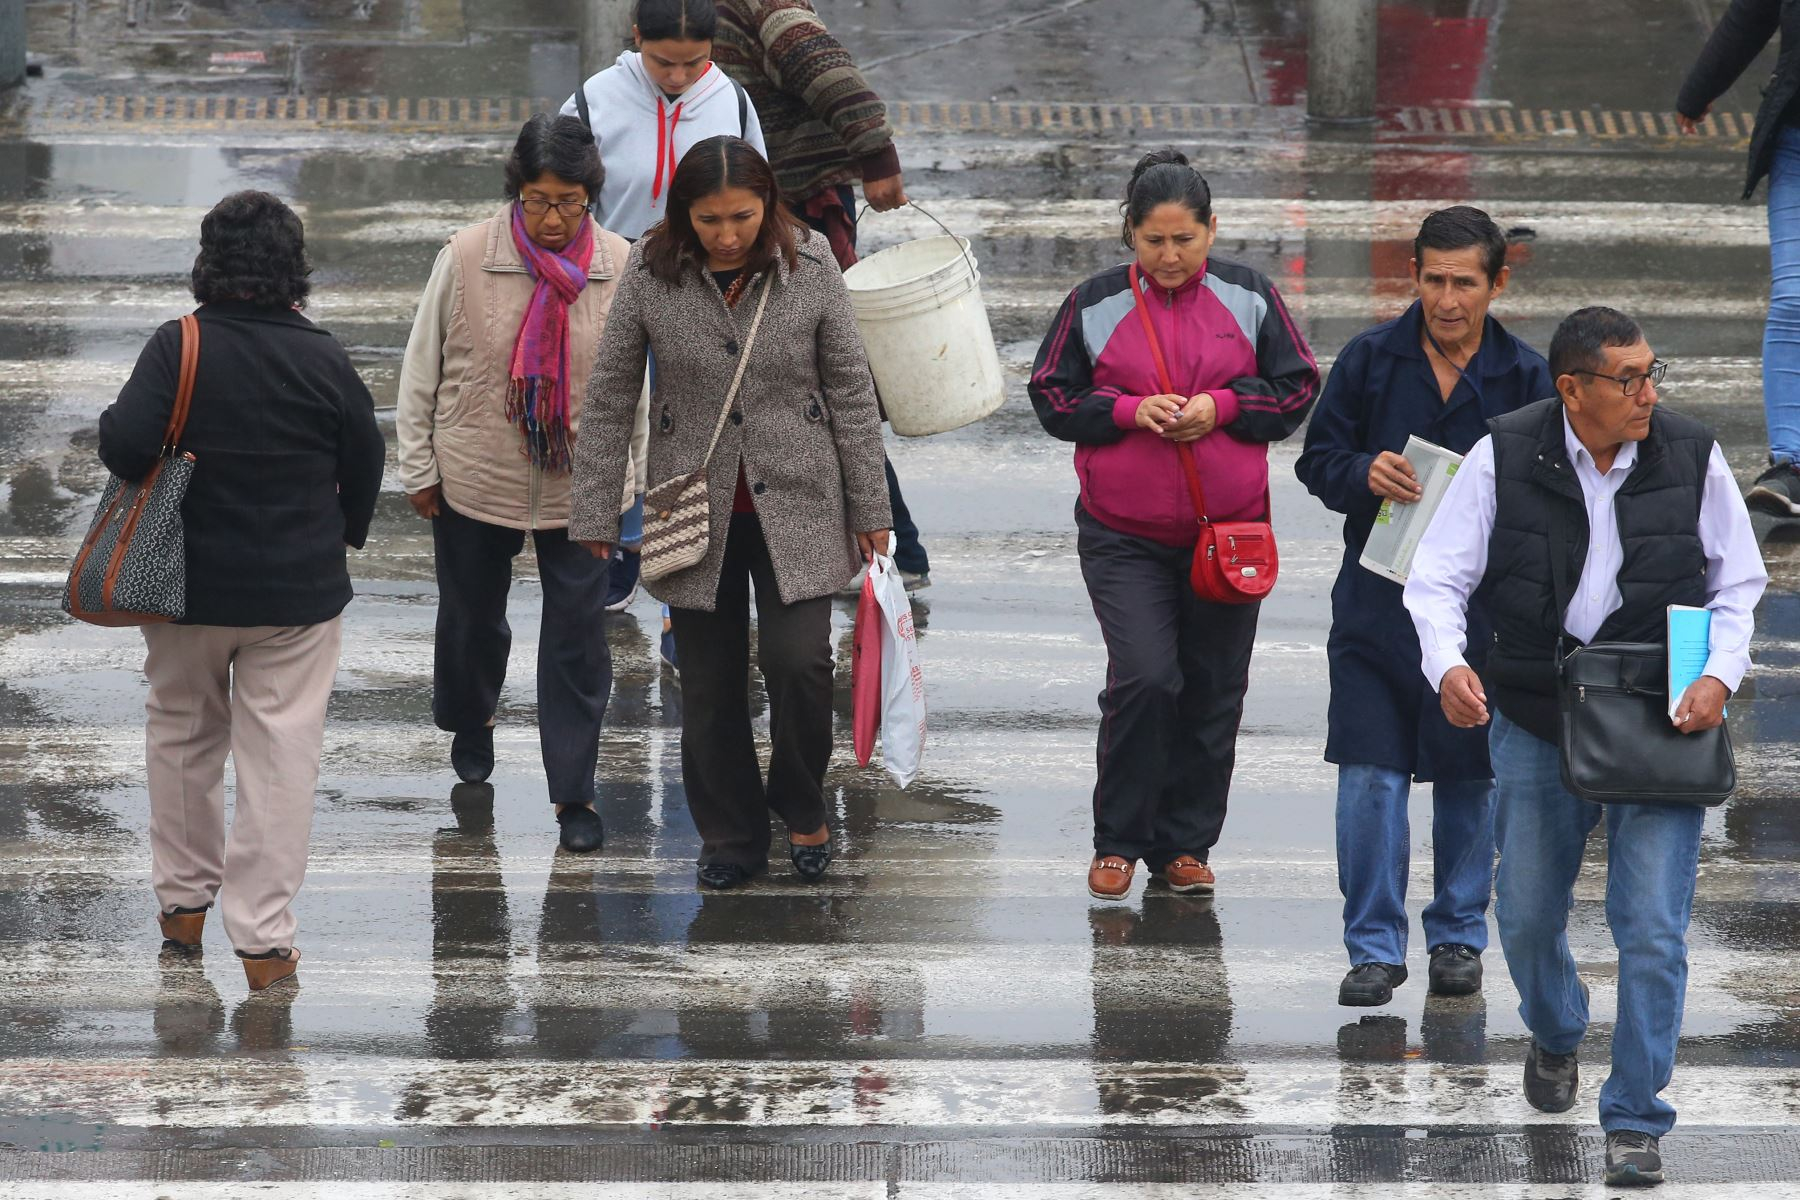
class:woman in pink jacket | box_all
[1028,149,1319,902]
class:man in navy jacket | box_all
[1297,207,1552,1008]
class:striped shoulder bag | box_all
[640,273,773,582]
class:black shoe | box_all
[1748,459,1800,518]
[556,804,604,853]
[696,862,761,890]
[1427,943,1483,996]
[1339,962,1408,1007]
[1604,1130,1664,1187]
[789,837,833,882]
[451,726,495,783]
[1523,1039,1580,1113]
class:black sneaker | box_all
[1523,1039,1579,1113]
[556,804,604,853]
[1427,943,1483,996]
[1338,962,1408,1006]
[450,726,495,783]
[1748,459,1800,518]
[1604,1130,1664,1187]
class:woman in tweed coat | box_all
[571,135,891,891]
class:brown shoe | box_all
[1087,855,1135,900]
[1154,855,1216,894]
[240,947,300,992]
[157,907,207,951]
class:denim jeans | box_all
[1337,764,1494,966]
[1765,124,1800,465]
[1488,712,1704,1135]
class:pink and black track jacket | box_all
[1029,259,1319,545]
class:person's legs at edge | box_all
[1752,125,1800,512]
[1151,595,1258,869]
[885,456,930,580]
[1076,504,1185,873]
[668,515,768,871]
[430,502,524,734]
[532,525,613,810]
[745,518,835,841]
[142,624,235,921]
[1422,776,1497,954]
[1598,800,1705,1136]
[1490,713,1597,1054]
[1336,763,1413,966]
[218,617,344,955]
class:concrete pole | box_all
[579,0,635,79]
[1307,0,1379,124]
[0,0,26,91]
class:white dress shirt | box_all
[1404,411,1769,693]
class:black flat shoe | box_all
[697,862,760,890]
[789,838,833,882]
[556,804,605,853]
[451,726,495,783]
[1339,962,1407,1007]
[1523,1039,1580,1113]
[1428,943,1483,996]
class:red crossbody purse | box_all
[1127,264,1278,604]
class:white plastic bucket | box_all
[844,227,1006,437]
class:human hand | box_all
[1672,675,1729,733]
[857,530,891,560]
[1135,394,1186,432]
[1675,108,1708,135]
[576,540,613,560]
[407,484,442,519]
[1368,452,1423,504]
[1163,392,1218,442]
[1440,666,1490,728]
[863,175,909,213]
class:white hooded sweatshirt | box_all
[562,51,768,241]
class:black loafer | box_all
[1524,1039,1580,1113]
[1604,1130,1664,1187]
[556,804,604,853]
[451,726,495,783]
[1428,943,1483,995]
[697,862,759,890]
[789,838,833,883]
[1339,962,1407,1007]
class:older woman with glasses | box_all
[396,113,636,853]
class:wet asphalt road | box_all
[6,0,1800,1194]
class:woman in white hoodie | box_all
[563,0,769,647]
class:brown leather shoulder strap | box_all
[163,314,200,451]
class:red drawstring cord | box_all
[652,98,685,201]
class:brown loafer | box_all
[240,947,300,991]
[1087,855,1135,900]
[1153,855,1216,894]
[157,906,207,951]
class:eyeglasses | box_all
[518,198,590,218]
[1572,359,1667,397]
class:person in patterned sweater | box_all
[713,0,931,589]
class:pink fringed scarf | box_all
[506,205,595,472]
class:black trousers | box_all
[431,502,612,808]
[1076,503,1259,869]
[669,514,833,870]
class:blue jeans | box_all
[1488,713,1704,1136]
[618,493,644,549]
[1766,125,1800,464]
[1337,764,1494,966]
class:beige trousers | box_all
[141,617,343,954]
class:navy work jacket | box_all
[1295,301,1553,782]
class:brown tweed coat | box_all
[569,228,891,611]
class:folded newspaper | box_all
[1359,435,1464,585]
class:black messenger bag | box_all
[1549,504,1735,807]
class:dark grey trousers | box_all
[431,502,612,809]
[669,513,833,870]
[1076,502,1259,869]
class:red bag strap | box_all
[162,314,200,453]
[1128,264,1214,524]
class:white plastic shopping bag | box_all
[868,551,926,788]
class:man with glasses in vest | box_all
[1404,306,1766,1188]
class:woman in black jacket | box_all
[1677,0,1800,515]
[97,190,385,992]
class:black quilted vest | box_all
[1478,398,1711,742]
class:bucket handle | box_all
[856,200,979,282]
